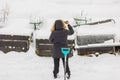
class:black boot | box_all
[53,71,57,79]
[66,72,71,79]
[54,73,57,79]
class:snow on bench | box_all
[0,19,33,53]
[75,20,120,56]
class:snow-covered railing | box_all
[73,19,115,27]
[86,19,115,25]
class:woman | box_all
[49,19,74,79]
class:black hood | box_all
[55,20,64,30]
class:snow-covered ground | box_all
[1,0,120,80]
[1,46,120,80]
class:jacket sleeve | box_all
[49,32,54,43]
[67,24,74,35]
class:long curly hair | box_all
[51,20,67,32]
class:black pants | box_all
[53,57,70,75]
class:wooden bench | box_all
[77,45,120,56]
[0,34,30,53]
[35,39,74,57]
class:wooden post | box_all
[113,38,116,55]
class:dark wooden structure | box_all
[77,44,120,56]
[35,39,74,57]
[0,34,30,53]
[76,34,114,46]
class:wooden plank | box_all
[68,40,74,44]
[36,39,50,44]
[115,46,120,52]
[35,49,73,57]
[87,19,115,25]
[12,35,30,40]
[77,46,114,55]
[0,34,30,40]
[0,41,28,47]
[36,44,53,50]
[35,49,52,57]
[36,39,74,44]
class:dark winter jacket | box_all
[49,24,74,58]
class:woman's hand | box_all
[65,20,70,25]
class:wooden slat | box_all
[67,40,74,44]
[36,39,74,44]
[36,39,50,44]
[0,41,28,47]
[36,45,53,50]
[115,46,120,52]
[0,34,30,40]
[77,46,114,55]
[36,49,52,57]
